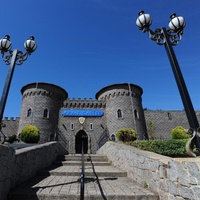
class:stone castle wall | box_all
[96,83,148,140]
[18,83,67,143]
[58,98,108,154]
[1,117,20,137]
[2,82,200,145]
[3,110,200,142]
[145,110,200,139]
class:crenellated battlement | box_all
[22,90,65,101]
[2,117,20,121]
[97,90,138,101]
[21,82,68,101]
[96,83,142,101]
[63,98,106,109]
[68,97,94,101]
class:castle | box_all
[2,82,198,154]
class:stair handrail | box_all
[80,136,85,200]
[97,128,109,148]
[88,156,107,200]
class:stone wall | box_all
[19,82,68,143]
[97,141,200,200]
[1,117,20,137]
[0,142,66,200]
[144,110,200,139]
[96,83,148,140]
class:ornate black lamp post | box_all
[136,11,200,156]
[0,35,37,127]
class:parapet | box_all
[95,83,143,100]
[63,98,106,109]
[2,117,20,121]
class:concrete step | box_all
[8,154,159,200]
[39,165,127,177]
[57,154,108,162]
[54,160,112,166]
[8,175,159,200]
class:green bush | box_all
[127,139,188,157]
[147,121,156,139]
[6,134,18,143]
[116,128,137,143]
[170,126,190,139]
[20,125,40,143]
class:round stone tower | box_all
[96,83,148,140]
[18,82,68,143]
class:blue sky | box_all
[0,0,200,118]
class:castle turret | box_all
[96,83,148,139]
[18,82,68,142]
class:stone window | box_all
[70,123,74,130]
[134,109,139,119]
[168,112,172,120]
[27,108,32,117]
[117,109,123,119]
[90,123,93,130]
[43,109,49,118]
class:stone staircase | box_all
[8,154,159,200]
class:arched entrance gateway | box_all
[75,130,88,154]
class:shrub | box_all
[147,121,156,139]
[20,125,40,143]
[6,134,18,143]
[116,128,137,143]
[127,139,188,157]
[170,126,190,139]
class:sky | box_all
[0,0,200,118]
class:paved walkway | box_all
[8,154,159,200]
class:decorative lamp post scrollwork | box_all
[0,35,37,128]
[136,11,200,157]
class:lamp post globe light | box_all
[136,11,200,157]
[0,35,37,134]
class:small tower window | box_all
[70,123,74,130]
[43,109,49,118]
[168,112,172,120]
[90,123,93,130]
[27,108,32,117]
[117,109,123,119]
[134,109,139,119]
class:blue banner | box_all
[61,109,104,117]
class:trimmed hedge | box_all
[20,125,40,143]
[127,139,189,157]
[116,128,137,143]
[170,126,190,139]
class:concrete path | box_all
[8,154,159,200]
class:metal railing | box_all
[79,135,107,200]
[97,128,109,149]
[80,136,85,200]
[88,155,107,200]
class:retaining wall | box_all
[0,142,66,200]
[97,141,200,200]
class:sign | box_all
[61,109,104,117]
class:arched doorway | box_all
[75,130,88,154]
